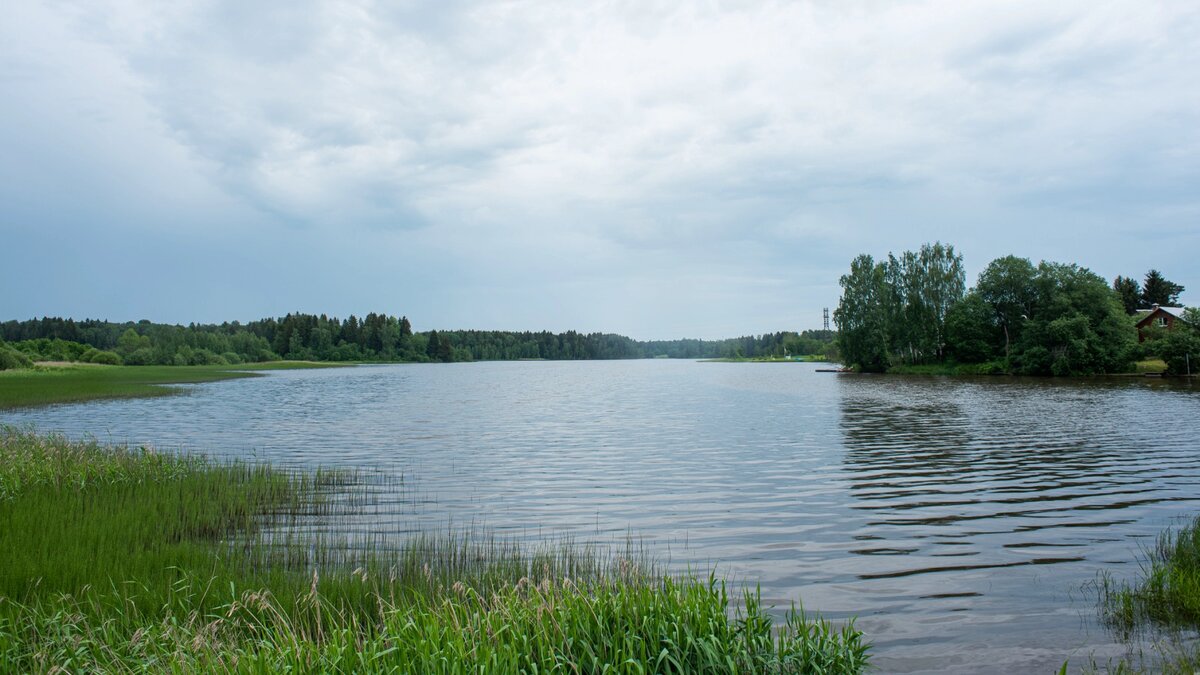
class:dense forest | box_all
[0,314,835,369]
[834,243,1197,375]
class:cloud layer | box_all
[3,1,1198,338]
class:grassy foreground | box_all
[0,428,869,673]
[0,362,345,410]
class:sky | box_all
[2,1,1198,340]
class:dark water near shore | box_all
[3,361,1199,673]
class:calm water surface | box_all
[4,361,1199,673]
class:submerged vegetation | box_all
[0,427,869,673]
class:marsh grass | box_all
[0,362,348,410]
[1094,515,1200,673]
[1099,516,1200,634]
[0,365,260,409]
[0,427,869,673]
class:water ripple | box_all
[2,362,1198,673]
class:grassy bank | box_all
[867,358,1174,377]
[1096,514,1200,672]
[0,362,346,410]
[0,428,869,673]
[883,362,1008,376]
[1132,358,1169,375]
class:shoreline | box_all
[0,428,869,673]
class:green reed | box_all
[1099,515,1200,633]
[0,427,869,673]
[1093,514,1200,673]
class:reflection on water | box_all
[837,376,1200,671]
[2,362,1197,673]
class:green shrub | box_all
[221,351,244,365]
[190,348,227,366]
[0,347,32,371]
[123,347,157,365]
[1158,328,1200,376]
[10,338,89,362]
[87,350,123,366]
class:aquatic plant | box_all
[1099,515,1200,633]
[1096,514,1200,673]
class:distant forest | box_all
[0,314,835,367]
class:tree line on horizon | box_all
[0,314,835,369]
[834,243,1196,375]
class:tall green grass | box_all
[1095,515,1200,673]
[1099,515,1200,633]
[0,428,869,673]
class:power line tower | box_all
[823,307,830,331]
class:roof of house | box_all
[1136,305,1191,324]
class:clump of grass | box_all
[1095,515,1200,673]
[0,427,869,673]
[1132,358,1169,374]
[1099,516,1200,633]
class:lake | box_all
[3,360,1198,673]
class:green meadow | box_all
[0,428,870,673]
[0,362,345,410]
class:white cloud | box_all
[2,0,1198,336]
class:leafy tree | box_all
[975,255,1037,362]
[881,243,965,364]
[1112,276,1142,315]
[0,342,32,370]
[944,292,999,364]
[834,254,890,372]
[1141,269,1185,307]
[116,328,151,355]
[1010,262,1135,375]
[122,347,157,365]
[1157,325,1200,375]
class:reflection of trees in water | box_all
[836,376,1186,532]
[830,376,1200,596]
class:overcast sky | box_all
[2,1,1197,339]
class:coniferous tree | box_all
[426,330,441,361]
[1112,276,1142,314]
[1141,270,1185,308]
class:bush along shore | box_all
[0,427,869,673]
